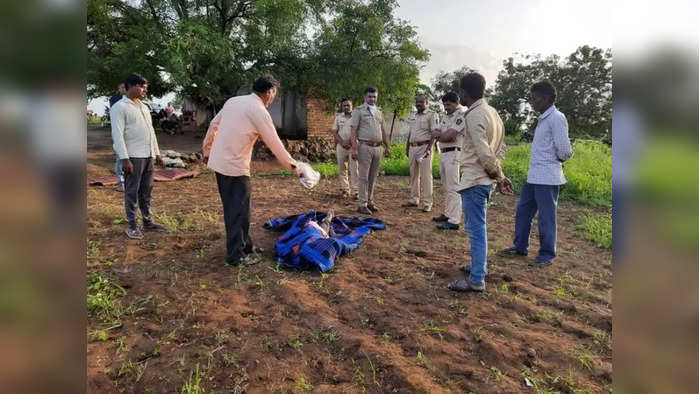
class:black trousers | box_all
[124,157,153,228]
[216,173,253,262]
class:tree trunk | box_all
[389,110,398,141]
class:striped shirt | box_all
[527,105,573,185]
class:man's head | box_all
[117,82,126,95]
[459,72,486,106]
[441,91,460,115]
[529,80,556,113]
[124,74,148,99]
[252,74,280,107]
[415,94,427,113]
[340,98,353,115]
[364,87,378,106]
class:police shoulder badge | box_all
[456,118,463,125]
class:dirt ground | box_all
[87,127,612,393]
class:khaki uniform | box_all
[334,113,358,194]
[457,98,506,191]
[436,106,466,224]
[350,104,385,208]
[407,110,438,209]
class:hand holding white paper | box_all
[296,162,320,189]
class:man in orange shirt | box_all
[203,75,304,266]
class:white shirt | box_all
[110,97,160,159]
[527,105,573,185]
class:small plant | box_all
[572,348,597,371]
[222,353,236,367]
[416,350,428,367]
[352,360,365,386]
[181,363,204,394]
[489,366,504,382]
[87,272,126,326]
[287,334,303,350]
[294,377,313,391]
[471,326,484,343]
[318,327,339,344]
[87,239,101,261]
[578,213,612,248]
[89,330,108,342]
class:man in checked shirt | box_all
[501,81,573,267]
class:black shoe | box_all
[225,256,247,266]
[143,221,168,232]
[432,214,449,222]
[436,222,459,230]
[529,260,553,268]
[367,203,380,212]
[499,246,527,256]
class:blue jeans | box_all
[460,184,492,286]
[115,156,124,186]
[513,182,559,262]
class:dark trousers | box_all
[124,157,154,228]
[216,173,252,263]
[513,182,560,262]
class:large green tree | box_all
[87,0,428,114]
[489,45,612,137]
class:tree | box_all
[87,0,428,118]
[430,65,476,101]
[489,46,612,137]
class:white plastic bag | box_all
[296,162,320,189]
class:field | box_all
[87,128,612,393]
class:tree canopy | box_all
[87,0,429,115]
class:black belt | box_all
[440,147,461,153]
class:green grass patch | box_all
[87,272,126,326]
[503,140,611,207]
[578,213,612,249]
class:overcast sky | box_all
[394,0,613,86]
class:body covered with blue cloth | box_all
[263,210,386,272]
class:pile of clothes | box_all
[264,210,386,272]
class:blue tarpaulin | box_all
[263,210,386,272]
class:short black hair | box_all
[364,87,377,95]
[441,91,460,104]
[340,97,352,103]
[530,80,556,102]
[124,74,147,89]
[459,72,486,100]
[252,74,280,93]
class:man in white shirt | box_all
[501,81,573,267]
[203,74,304,266]
[110,74,165,239]
[109,82,126,191]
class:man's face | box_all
[443,101,458,115]
[341,100,353,114]
[415,96,427,112]
[128,83,148,99]
[118,84,126,95]
[364,91,378,106]
[263,87,278,107]
[529,91,551,113]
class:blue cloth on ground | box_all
[263,210,386,272]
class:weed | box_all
[89,330,108,342]
[489,366,504,382]
[571,348,597,371]
[294,377,313,391]
[534,310,563,326]
[287,334,303,350]
[416,350,428,367]
[352,359,365,386]
[471,326,484,343]
[222,353,236,367]
[87,239,101,261]
[421,321,445,340]
[318,327,339,344]
[87,272,126,326]
[181,363,204,394]
[578,213,612,248]
[500,283,509,293]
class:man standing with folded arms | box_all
[500,81,573,267]
[350,87,391,215]
[403,94,438,212]
[110,74,166,239]
[432,92,466,230]
[204,74,305,266]
[448,73,513,293]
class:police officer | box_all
[350,87,391,215]
[403,94,438,212]
[333,98,358,198]
[432,92,466,230]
